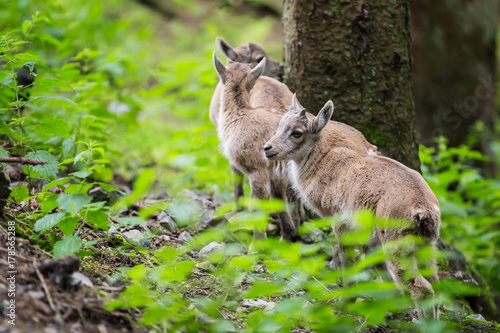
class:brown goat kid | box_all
[213,52,297,241]
[210,37,285,201]
[264,100,441,318]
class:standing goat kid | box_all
[264,100,441,318]
[213,52,297,241]
[210,37,285,202]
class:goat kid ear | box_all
[216,37,239,61]
[313,100,334,134]
[213,51,227,84]
[246,57,266,90]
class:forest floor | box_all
[1,182,500,333]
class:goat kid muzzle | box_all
[263,143,279,159]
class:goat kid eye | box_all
[291,131,303,138]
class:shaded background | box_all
[1,0,500,330]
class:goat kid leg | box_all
[274,182,297,242]
[328,225,346,270]
[377,228,437,319]
[286,186,305,229]
[248,171,271,241]
[231,165,245,203]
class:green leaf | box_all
[14,52,40,63]
[57,193,92,213]
[70,170,92,178]
[22,61,36,77]
[37,78,70,89]
[0,147,8,158]
[64,183,93,194]
[42,177,71,191]
[24,150,59,179]
[96,182,120,192]
[74,150,88,164]
[83,209,109,230]
[10,185,29,203]
[36,33,60,46]
[27,96,76,106]
[22,20,31,35]
[40,194,60,213]
[58,216,79,236]
[33,117,71,138]
[53,235,82,259]
[34,212,66,232]
[62,138,73,157]
[0,121,21,141]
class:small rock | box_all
[146,219,161,229]
[88,186,122,205]
[139,239,151,249]
[181,189,216,211]
[4,163,23,182]
[195,261,214,271]
[199,242,224,257]
[122,230,144,246]
[156,235,170,242]
[241,298,276,311]
[236,307,247,313]
[200,209,214,224]
[26,291,45,299]
[178,231,193,243]
[301,229,326,243]
[138,224,150,232]
[467,314,486,321]
[157,211,169,221]
[108,101,131,115]
[107,226,119,237]
[70,272,94,288]
[159,214,177,233]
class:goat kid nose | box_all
[264,145,272,151]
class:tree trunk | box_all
[412,0,498,176]
[283,0,420,170]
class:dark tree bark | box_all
[412,0,498,176]
[283,0,420,170]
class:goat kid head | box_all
[216,37,283,81]
[213,51,267,93]
[264,94,334,162]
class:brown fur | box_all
[265,101,441,318]
[210,39,378,208]
[213,53,297,241]
[210,38,285,203]
[210,37,284,127]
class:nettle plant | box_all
[420,138,500,294]
[1,14,128,258]
[107,209,476,333]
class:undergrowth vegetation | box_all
[1,0,499,332]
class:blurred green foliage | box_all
[1,0,499,331]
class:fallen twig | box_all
[33,258,57,313]
[0,156,46,165]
